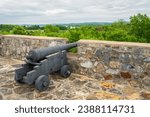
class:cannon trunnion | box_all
[15,43,77,91]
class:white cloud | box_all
[44,9,69,15]
[0,0,150,24]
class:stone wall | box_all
[0,35,2,56]
[75,40,150,90]
[0,36,150,99]
[0,35,67,60]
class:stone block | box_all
[109,61,121,69]
[120,71,132,79]
[80,60,93,68]
[104,74,113,80]
[94,62,105,73]
[142,76,150,87]
[141,92,150,99]
[106,69,119,75]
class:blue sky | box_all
[0,0,150,24]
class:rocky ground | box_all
[0,57,150,100]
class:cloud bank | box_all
[0,0,150,24]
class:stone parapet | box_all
[75,40,150,89]
[0,35,67,60]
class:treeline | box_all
[0,13,150,43]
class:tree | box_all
[26,25,41,30]
[12,26,26,35]
[44,24,59,33]
[130,13,150,42]
[66,29,80,42]
[55,25,67,30]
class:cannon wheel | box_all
[35,75,50,91]
[60,65,71,78]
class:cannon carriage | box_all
[15,42,77,91]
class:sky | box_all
[0,0,150,24]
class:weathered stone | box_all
[100,81,115,89]
[93,91,122,100]
[135,66,143,73]
[1,84,14,88]
[26,93,34,99]
[35,92,49,98]
[73,78,88,86]
[94,61,99,66]
[122,64,134,71]
[93,73,103,80]
[111,49,119,59]
[0,93,3,100]
[0,88,12,95]
[109,61,121,69]
[145,64,150,75]
[95,63,105,73]
[133,48,144,55]
[108,88,122,95]
[129,80,141,88]
[119,54,131,63]
[0,65,15,74]
[14,87,34,94]
[85,49,93,58]
[142,76,150,87]
[125,93,141,100]
[80,61,93,68]
[85,82,101,90]
[94,49,102,58]
[106,69,119,75]
[86,95,98,100]
[133,54,144,64]
[102,53,110,64]
[120,71,132,79]
[104,74,112,80]
[141,92,150,99]
[122,86,137,95]
[144,57,150,62]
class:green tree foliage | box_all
[66,29,80,42]
[130,13,150,42]
[12,26,27,35]
[26,25,41,30]
[0,14,150,43]
[44,25,59,33]
[55,25,67,30]
[0,24,15,31]
[44,24,60,37]
[0,24,16,34]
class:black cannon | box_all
[15,42,77,91]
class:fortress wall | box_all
[0,35,67,60]
[0,35,150,89]
[71,40,150,89]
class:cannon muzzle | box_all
[26,42,78,62]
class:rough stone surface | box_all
[0,35,67,60]
[109,61,121,69]
[120,71,132,79]
[80,61,93,68]
[0,57,149,100]
[141,92,150,99]
[106,69,119,75]
[0,93,3,99]
[104,74,113,80]
[142,76,150,87]
[77,40,150,93]
[0,37,150,100]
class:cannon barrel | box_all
[26,42,78,62]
